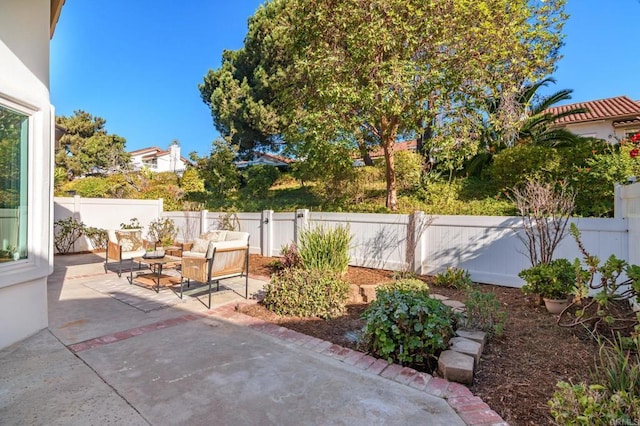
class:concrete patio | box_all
[0,253,503,425]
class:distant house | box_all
[129,142,190,174]
[547,96,640,142]
[235,152,292,171]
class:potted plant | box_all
[518,258,581,314]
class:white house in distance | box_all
[129,142,190,174]
[0,0,63,349]
[547,95,640,142]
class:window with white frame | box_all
[0,104,28,262]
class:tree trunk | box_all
[357,140,374,166]
[382,141,398,211]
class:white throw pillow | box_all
[191,238,210,253]
[116,231,142,251]
[201,230,228,242]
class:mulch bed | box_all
[244,255,601,425]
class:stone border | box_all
[210,301,508,426]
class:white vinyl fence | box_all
[54,196,164,253]
[53,182,640,288]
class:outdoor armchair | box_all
[180,231,250,308]
[104,229,149,277]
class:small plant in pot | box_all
[518,258,583,314]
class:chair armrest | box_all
[181,256,210,283]
[182,242,194,251]
[211,246,248,277]
[107,240,122,260]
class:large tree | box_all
[202,0,567,211]
[56,110,130,179]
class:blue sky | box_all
[51,0,640,157]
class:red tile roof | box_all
[547,96,640,125]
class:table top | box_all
[135,255,181,266]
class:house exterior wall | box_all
[130,145,187,173]
[563,120,640,142]
[0,0,54,349]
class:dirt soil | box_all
[244,255,600,425]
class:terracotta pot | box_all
[543,297,570,314]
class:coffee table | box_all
[129,255,182,293]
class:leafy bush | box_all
[549,382,640,425]
[120,218,141,229]
[60,176,113,198]
[461,286,507,338]
[280,243,302,270]
[242,165,281,196]
[570,143,640,217]
[84,226,107,251]
[394,150,424,191]
[378,278,429,295]
[489,144,562,191]
[434,267,473,290]
[147,217,177,246]
[53,217,85,254]
[549,337,640,425]
[518,258,581,299]
[298,225,352,275]
[361,289,455,369]
[558,224,640,335]
[262,268,350,319]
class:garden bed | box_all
[245,255,600,425]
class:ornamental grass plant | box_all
[298,225,352,275]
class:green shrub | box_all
[489,144,562,191]
[461,287,507,338]
[549,337,640,425]
[147,217,177,246]
[84,226,107,251]
[570,143,640,217]
[298,225,352,275]
[120,218,141,229]
[518,258,580,299]
[242,165,281,197]
[549,382,640,425]
[434,267,473,290]
[262,268,350,319]
[394,150,424,191]
[361,290,455,369]
[378,278,429,295]
[53,217,85,254]
[61,176,113,198]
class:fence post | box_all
[614,184,626,219]
[200,210,208,235]
[262,210,273,257]
[72,195,81,253]
[295,209,309,245]
[407,211,427,274]
[158,198,164,218]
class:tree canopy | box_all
[56,110,130,179]
[201,0,567,210]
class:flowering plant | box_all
[629,131,640,158]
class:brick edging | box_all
[208,301,508,426]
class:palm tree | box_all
[465,77,588,177]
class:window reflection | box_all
[0,105,28,262]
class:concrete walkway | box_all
[0,254,505,425]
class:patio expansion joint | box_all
[208,301,508,426]
[66,313,202,353]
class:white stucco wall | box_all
[565,120,640,143]
[0,0,54,349]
